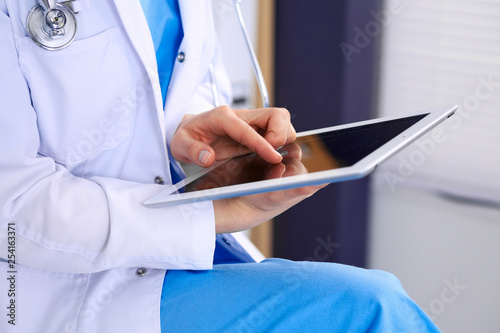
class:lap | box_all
[160,259,439,332]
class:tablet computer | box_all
[144,105,457,207]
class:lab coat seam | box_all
[12,227,106,267]
[0,260,90,279]
[18,25,124,57]
[73,274,91,333]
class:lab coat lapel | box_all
[112,0,166,140]
[178,0,208,66]
[163,0,210,143]
[112,0,213,144]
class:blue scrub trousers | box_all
[160,238,440,332]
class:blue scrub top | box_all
[139,0,184,107]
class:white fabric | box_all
[0,0,232,332]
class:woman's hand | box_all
[214,143,328,233]
[170,105,325,233]
[170,105,296,167]
[213,185,324,234]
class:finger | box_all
[172,135,216,167]
[279,142,302,160]
[282,159,308,177]
[237,108,296,149]
[209,140,253,161]
[263,109,296,149]
[264,163,286,180]
[217,109,283,164]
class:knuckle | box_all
[186,142,200,160]
[279,107,291,119]
[275,134,288,147]
[215,105,234,117]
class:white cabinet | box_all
[368,175,500,332]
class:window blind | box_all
[376,0,500,205]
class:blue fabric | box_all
[139,0,183,106]
[213,233,256,265]
[166,145,185,186]
[160,258,441,332]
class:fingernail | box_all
[199,150,212,165]
[278,149,288,157]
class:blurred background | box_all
[216,1,500,331]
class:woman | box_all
[0,0,439,332]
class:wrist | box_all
[213,198,260,234]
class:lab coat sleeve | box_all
[0,10,215,274]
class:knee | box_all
[264,259,406,299]
[291,262,413,312]
[343,269,436,331]
[300,262,405,296]
[337,267,411,308]
[359,269,406,298]
[255,260,437,331]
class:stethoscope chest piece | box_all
[27,2,77,50]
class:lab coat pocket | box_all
[18,27,134,172]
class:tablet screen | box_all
[177,113,428,193]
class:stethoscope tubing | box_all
[233,0,270,108]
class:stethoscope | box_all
[27,0,77,50]
[27,0,269,107]
[210,0,270,108]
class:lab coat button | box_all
[136,268,147,277]
[154,176,165,185]
[177,52,185,62]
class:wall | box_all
[369,0,500,331]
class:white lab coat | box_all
[0,0,232,332]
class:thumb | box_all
[173,137,216,167]
[196,148,215,167]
